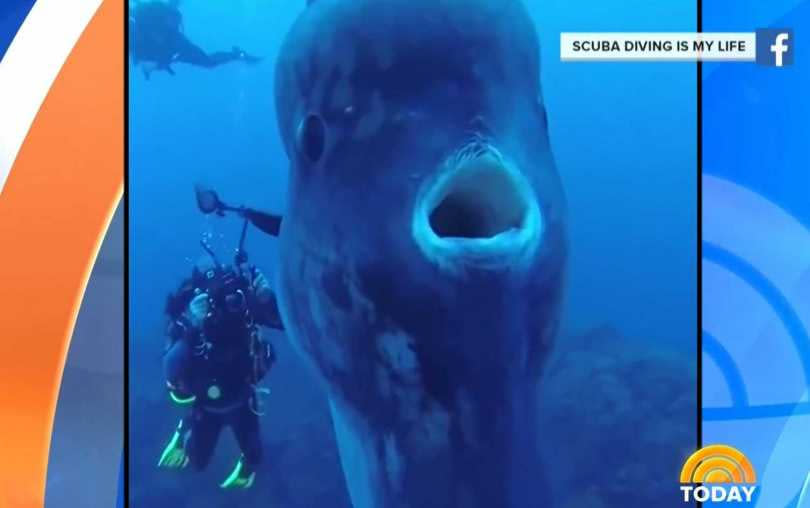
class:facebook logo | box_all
[756,28,794,67]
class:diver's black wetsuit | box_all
[163,264,283,472]
[129,1,260,78]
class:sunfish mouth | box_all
[413,146,543,272]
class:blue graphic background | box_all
[703,0,810,506]
[118,455,124,508]
[45,206,123,508]
[0,0,35,61]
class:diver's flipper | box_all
[243,209,281,236]
[157,420,189,469]
[142,66,151,81]
[193,184,282,236]
[195,184,224,214]
[242,53,262,64]
[220,455,255,489]
[232,46,262,65]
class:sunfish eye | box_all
[297,113,327,164]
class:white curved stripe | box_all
[799,472,810,508]
[0,0,103,197]
[756,393,810,508]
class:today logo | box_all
[680,445,758,503]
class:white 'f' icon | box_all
[770,32,790,67]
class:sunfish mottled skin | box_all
[274,0,567,506]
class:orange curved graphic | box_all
[680,444,757,484]
[0,0,122,506]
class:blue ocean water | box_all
[129,1,697,506]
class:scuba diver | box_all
[157,186,284,489]
[129,0,261,79]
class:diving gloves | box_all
[157,420,190,469]
[220,455,255,489]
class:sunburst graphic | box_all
[681,444,757,485]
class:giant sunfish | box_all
[274,0,567,506]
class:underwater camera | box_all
[208,268,250,316]
[193,184,282,320]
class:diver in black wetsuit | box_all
[129,0,261,79]
[157,258,282,489]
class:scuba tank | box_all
[163,185,281,412]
